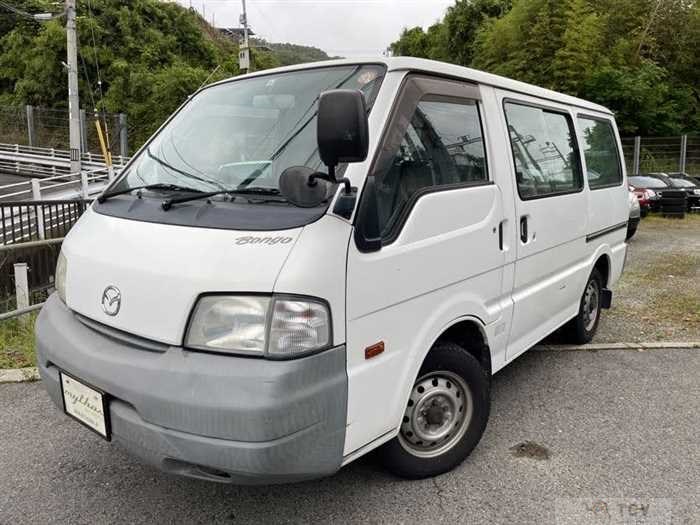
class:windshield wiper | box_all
[97,183,206,203]
[146,148,227,191]
[160,186,285,210]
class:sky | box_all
[175,0,454,57]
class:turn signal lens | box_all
[55,251,67,303]
[267,299,330,357]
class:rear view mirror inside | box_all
[252,94,296,109]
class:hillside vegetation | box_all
[255,40,336,67]
[390,0,700,136]
[0,0,332,147]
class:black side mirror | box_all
[317,89,369,181]
[354,175,382,253]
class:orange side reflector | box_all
[365,341,385,360]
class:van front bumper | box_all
[35,293,347,485]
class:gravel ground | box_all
[1,347,698,524]
[596,214,700,343]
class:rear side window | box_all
[374,96,488,237]
[577,117,622,189]
[504,102,583,199]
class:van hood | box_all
[62,208,301,345]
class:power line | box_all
[85,0,105,110]
[0,0,65,20]
[78,45,98,112]
[0,0,42,19]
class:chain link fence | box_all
[0,105,128,157]
[0,106,26,146]
[2,106,698,178]
[621,136,699,176]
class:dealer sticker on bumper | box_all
[60,372,110,440]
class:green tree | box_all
[584,62,695,136]
[550,0,602,95]
[390,26,435,59]
[390,0,512,64]
[443,0,513,65]
[259,41,335,66]
[0,0,330,148]
[471,0,699,134]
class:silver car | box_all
[627,188,641,240]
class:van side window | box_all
[577,117,622,189]
[375,96,488,236]
[504,102,582,199]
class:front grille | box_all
[75,313,171,353]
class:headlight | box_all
[55,251,67,303]
[694,189,700,195]
[185,295,331,359]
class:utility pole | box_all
[239,0,251,74]
[66,0,81,177]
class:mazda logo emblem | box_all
[101,286,121,316]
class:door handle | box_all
[520,215,528,243]
[498,221,504,250]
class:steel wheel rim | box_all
[583,280,600,331]
[398,370,473,458]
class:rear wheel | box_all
[626,222,638,240]
[379,342,490,479]
[564,268,603,344]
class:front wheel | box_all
[379,342,490,479]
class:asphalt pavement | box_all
[1,347,698,524]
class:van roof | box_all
[211,57,613,116]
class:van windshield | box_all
[112,64,385,199]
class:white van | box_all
[36,58,628,484]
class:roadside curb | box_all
[1,342,699,384]
[534,342,700,352]
[0,367,39,384]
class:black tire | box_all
[379,342,490,479]
[626,223,637,240]
[564,268,603,344]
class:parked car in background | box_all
[673,172,700,186]
[628,174,667,213]
[627,189,640,240]
[665,172,700,211]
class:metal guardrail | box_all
[0,142,128,184]
[0,170,111,201]
[0,200,88,244]
[0,239,65,318]
[0,302,44,321]
[0,143,126,201]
